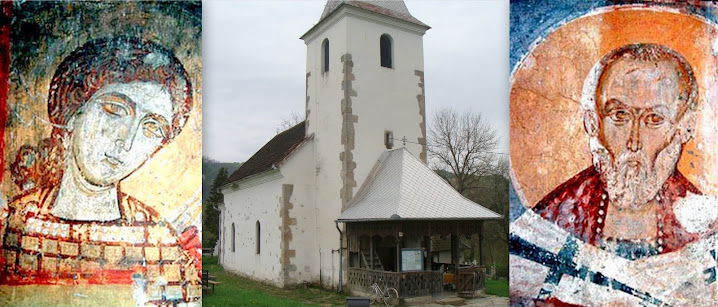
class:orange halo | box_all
[510,6,718,208]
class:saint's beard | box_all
[591,134,683,211]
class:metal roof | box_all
[337,148,502,221]
[318,0,429,28]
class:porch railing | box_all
[347,268,443,298]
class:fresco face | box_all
[0,2,202,305]
[509,3,718,306]
[595,57,687,211]
[72,82,172,186]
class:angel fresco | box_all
[510,3,718,306]
[0,37,201,305]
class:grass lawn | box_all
[202,256,349,307]
[484,279,509,297]
[202,255,509,305]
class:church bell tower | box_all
[301,0,430,207]
[300,1,429,287]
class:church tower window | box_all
[380,34,393,68]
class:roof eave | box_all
[219,168,282,192]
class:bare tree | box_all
[428,107,499,194]
[276,111,304,133]
[429,107,508,275]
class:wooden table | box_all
[202,270,222,293]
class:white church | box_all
[218,0,501,297]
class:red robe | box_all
[533,166,701,255]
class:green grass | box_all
[484,279,509,297]
[202,256,349,307]
[202,255,509,305]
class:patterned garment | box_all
[533,166,701,256]
[0,187,201,305]
[510,166,718,305]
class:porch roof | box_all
[337,148,502,222]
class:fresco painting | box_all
[0,2,201,305]
[510,1,718,306]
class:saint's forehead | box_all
[91,82,172,118]
[599,58,684,108]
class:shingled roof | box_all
[225,121,307,185]
[338,148,502,221]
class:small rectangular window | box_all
[385,130,394,149]
[256,221,261,254]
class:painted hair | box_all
[12,37,193,191]
[581,43,698,128]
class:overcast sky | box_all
[203,0,509,163]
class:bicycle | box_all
[369,278,399,306]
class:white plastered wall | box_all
[277,140,318,285]
[346,13,426,198]
[219,172,285,287]
[304,15,349,289]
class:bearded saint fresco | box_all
[510,2,718,306]
[0,2,201,305]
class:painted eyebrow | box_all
[143,113,171,137]
[643,105,674,121]
[96,92,137,116]
[602,98,627,114]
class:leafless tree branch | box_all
[428,107,499,194]
[276,111,304,133]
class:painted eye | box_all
[101,101,130,117]
[142,119,166,139]
[609,109,631,123]
[644,113,666,127]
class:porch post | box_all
[424,236,431,271]
[370,236,374,269]
[395,236,402,272]
[358,236,362,268]
[478,221,483,266]
[451,233,458,276]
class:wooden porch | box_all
[347,268,443,298]
[343,220,487,298]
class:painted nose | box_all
[627,120,642,152]
[115,122,141,152]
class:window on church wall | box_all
[256,221,261,254]
[380,34,393,68]
[322,38,329,72]
[232,223,236,252]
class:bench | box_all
[202,270,222,293]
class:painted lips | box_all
[104,153,123,166]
